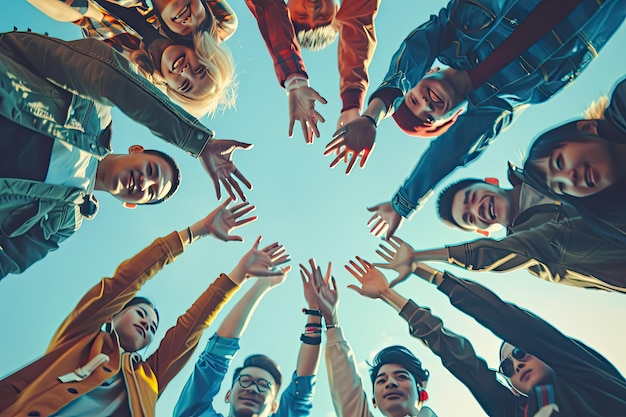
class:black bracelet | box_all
[302,308,322,317]
[305,322,322,328]
[362,114,378,127]
[300,334,321,345]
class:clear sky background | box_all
[1,2,625,416]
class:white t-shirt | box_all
[45,140,98,193]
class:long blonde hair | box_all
[166,30,236,118]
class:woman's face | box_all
[534,137,616,197]
[161,44,214,100]
[152,0,207,36]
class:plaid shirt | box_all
[244,0,308,87]
[63,0,236,42]
[244,0,380,111]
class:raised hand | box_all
[191,198,257,242]
[300,259,336,322]
[288,86,327,144]
[345,256,390,300]
[324,116,376,174]
[373,236,415,286]
[199,139,254,202]
[229,236,291,285]
[367,202,404,239]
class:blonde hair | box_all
[583,95,609,119]
[166,31,236,118]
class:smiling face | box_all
[161,44,215,100]
[450,182,515,230]
[404,67,465,126]
[373,364,421,416]
[152,0,207,36]
[96,151,174,205]
[111,303,158,352]
[500,346,554,394]
[287,0,337,29]
[227,366,278,417]
[533,138,616,198]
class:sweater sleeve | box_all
[399,300,517,417]
[438,273,626,389]
[335,0,380,112]
[324,327,374,417]
[47,231,184,352]
[147,274,240,393]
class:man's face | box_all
[451,183,514,230]
[405,68,465,126]
[287,0,337,29]
[100,152,174,204]
[533,137,616,198]
[227,367,278,417]
[161,44,215,100]
[111,303,158,352]
[152,0,207,36]
[373,364,421,416]
[500,347,554,394]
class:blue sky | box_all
[1,2,625,416]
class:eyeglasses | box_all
[237,374,272,393]
[499,347,528,377]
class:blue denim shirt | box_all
[369,0,625,217]
[174,333,315,417]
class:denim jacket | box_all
[369,0,626,217]
[0,31,214,278]
[174,333,315,417]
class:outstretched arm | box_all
[345,258,516,416]
[152,236,291,400]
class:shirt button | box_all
[67,387,79,394]
[27,412,41,416]
[196,132,204,140]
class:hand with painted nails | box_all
[373,236,415,286]
[367,202,404,239]
[300,258,334,313]
[345,256,390,300]
[288,86,327,144]
[325,116,376,174]
[189,198,257,242]
[229,236,291,285]
[199,139,254,201]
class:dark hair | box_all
[140,149,182,205]
[437,179,485,229]
[106,296,159,333]
[523,121,626,244]
[232,354,282,391]
[369,346,429,392]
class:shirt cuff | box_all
[204,332,240,358]
[341,88,365,112]
[391,191,416,218]
[369,87,402,112]
[286,371,316,398]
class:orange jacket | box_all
[0,231,239,417]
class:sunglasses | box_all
[236,374,272,393]
[499,347,528,377]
